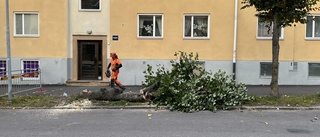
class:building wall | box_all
[0,0,68,84]
[110,0,235,60]
[110,0,320,86]
[68,0,110,81]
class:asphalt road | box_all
[0,109,319,137]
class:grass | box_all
[0,94,320,108]
[244,94,320,107]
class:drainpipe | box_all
[232,0,238,80]
[66,0,71,80]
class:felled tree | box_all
[143,51,253,112]
[241,0,320,97]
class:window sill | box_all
[183,37,210,40]
[305,38,320,41]
[137,37,163,39]
[260,76,271,79]
[14,35,39,38]
[256,37,284,40]
[78,9,101,12]
[308,76,320,79]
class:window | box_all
[308,63,320,77]
[306,15,320,39]
[79,0,100,10]
[260,62,272,77]
[14,13,39,37]
[138,14,163,38]
[184,15,209,38]
[257,17,283,39]
[21,60,40,80]
[0,60,6,77]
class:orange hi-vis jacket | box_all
[110,58,122,72]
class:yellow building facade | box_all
[0,0,68,84]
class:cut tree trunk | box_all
[82,87,146,102]
[81,83,159,102]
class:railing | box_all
[0,69,42,96]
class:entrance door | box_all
[78,41,102,80]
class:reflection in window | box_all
[306,16,320,38]
[80,0,100,10]
[309,63,320,77]
[184,15,209,38]
[138,15,162,37]
[260,62,272,77]
[257,17,283,39]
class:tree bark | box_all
[271,15,280,97]
[81,85,160,102]
[81,87,146,102]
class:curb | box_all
[1,106,320,110]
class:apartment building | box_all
[1,0,320,86]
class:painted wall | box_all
[110,0,235,61]
[110,0,320,86]
[237,5,320,62]
[0,1,6,56]
[0,0,68,84]
[69,0,110,36]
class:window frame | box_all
[305,15,320,40]
[308,63,320,77]
[21,60,40,80]
[183,14,210,39]
[256,17,284,40]
[14,12,40,37]
[137,14,164,39]
[260,62,272,78]
[79,0,101,11]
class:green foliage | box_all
[241,0,320,27]
[143,51,254,112]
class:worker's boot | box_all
[120,86,126,91]
[110,79,115,88]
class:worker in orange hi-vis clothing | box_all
[107,52,126,91]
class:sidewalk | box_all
[16,85,320,96]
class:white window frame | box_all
[21,60,40,80]
[14,12,39,37]
[79,0,101,11]
[256,17,284,40]
[183,14,210,39]
[137,14,164,38]
[305,15,320,40]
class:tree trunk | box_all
[271,15,280,97]
[81,87,146,102]
[81,85,159,102]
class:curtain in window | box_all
[155,16,162,36]
[24,14,38,34]
[139,15,153,36]
[15,14,23,34]
[315,16,320,37]
[306,16,313,37]
[184,16,191,37]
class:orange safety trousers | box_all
[112,70,122,87]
